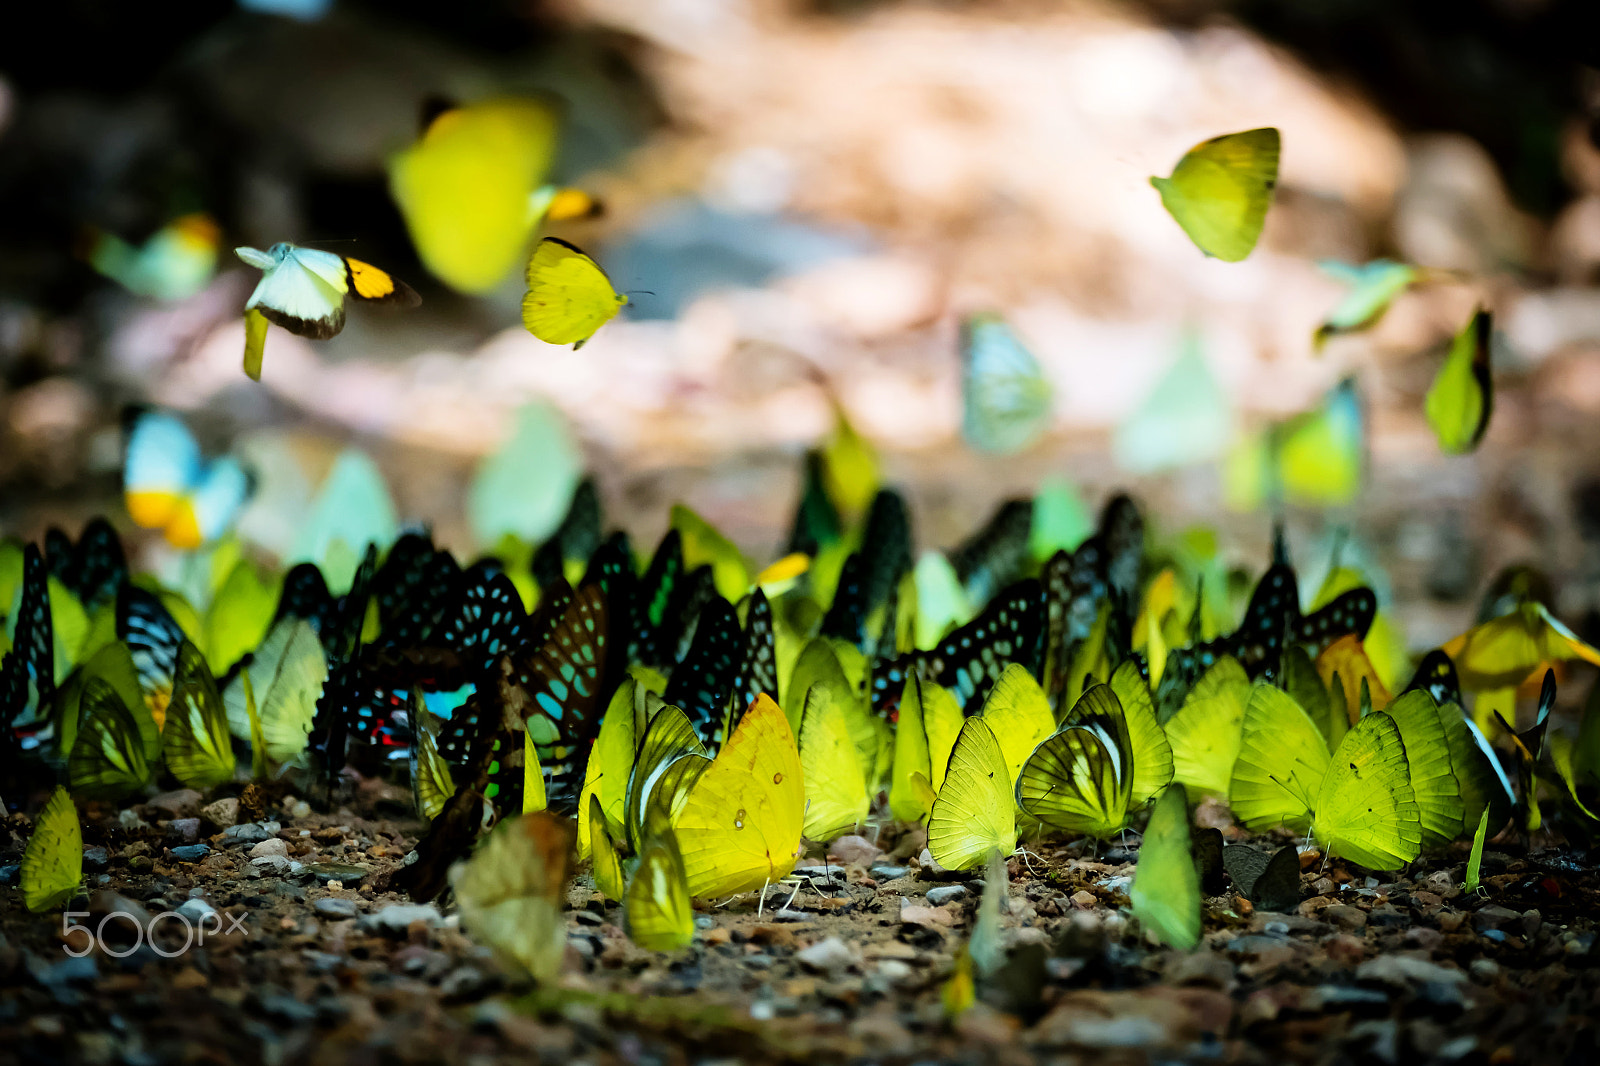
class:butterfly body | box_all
[521,238,627,349]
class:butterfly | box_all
[123,409,253,549]
[927,717,1016,871]
[797,681,872,843]
[950,499,1034,608]
[1163,655,1251,799]
[628,530,687,669]
[625,701,710,851]
[1226,378,1364,510]
[449,811,577,981]
[624,829,695,952]
[1231,696,1422,870]
[21,786,82,913]
[117,585,186,730]
[387,95,564,296]
[976,663,1058,786]
[236,242,419,379]
[87,212,220,302]
[1313,260,1419,350]
[577,676,646,861]
[1222,842,1301,912]
[1,544,56,729]
[1129,784,1201,949]
[1426,307,1494,455]
[222,617,327,767]
[521,238,627,349]
[960,313,1053,455]
[662,595,744,749]
[1384,689,1471,848]
[203,555,277,679]
[1113,332,1233,475]
[1151,127,1280,262]
[529,478,602,591]
[162,639,237,790]
[467,403,587,554]
[873,578,1047,716]
[68,675,155,800]
[673,693,805,898]
[588,795,627,902]
[410,695,456,822]
[43,518,126,612]
[786,450,844,557]
[888,673,964,824]
[1441,599,1600,691]
[1016,684,1135,840]
[290,449,398,588]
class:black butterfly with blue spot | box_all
[629,529,685,669]
[1,544,55,739]
[117,584,185,726]
[45,518,126,611]
[786,449,842,557]
[664,594,745,749]
[872,578,1047,715]
[735,589,779,717]
[530,477,601,591]
[819,551,869,649]
[1404,649,1464,709]
[950,498,1033,607]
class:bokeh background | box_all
[4,0,1600,661]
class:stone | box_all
[302,863,372,884]
[876,959,913,983]
[926,885,968,906]
[870,864,910,881]
[796,936,854,975]
[81,847,109,871]
[170,845,211,863]
[222,822,276,846]
[251,855,290,876]
[1367,904,1409,928]
[439,966,488,999]
[1356,954,1466,988]
[176,898,218,926]
[1070,890,1098,910]
[1471,905,1521,932]
[314,898,359,920]
[771,908,811,922]
[248,838,288,859]
[357,903,442,935]
[1468,958,1500,982]
[828,835,883,866]
[274,883,306,900]
[289,800,312,820]
[201,798,240,829]
[1324,905,1368,931]
[145,789,203,818]
[166,818,201,845]
[0,864,18,886]
[1166,950,1236,989]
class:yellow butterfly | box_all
[625,700,708,851]
[449,811,576,982]
[927,717,1016,871]
[1151,128,1280,262]
[521,238,627,349]
[1129,783,1201,949]
[624,830,696,952]
[1425,308,1493,455]
[797,682,871,842]
[673,694,805,898]
[1016,684,1135,840]
[410,696,455,822]
[588,794,627,902]
[888,674,962,823]
[1164,656,1251,798]
[68,676,154,801]
[22,786,82,913]
[577,677,645,860]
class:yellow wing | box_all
[1315,711,1422,870]
[577,677,643,859]
[927,717,1016,871]
[449,811,576,982]
[521,238,627,348]
[22,786,82,913]
[1164,656,1250,797]
[977,662,1056,784]
[1150,128,1280,262]
[589,794,626,902]
[624,831,696,952]
[674,694,805,898]
[1017,685,1134,840]
[797,684,870,842]
[1228,684,1329,833]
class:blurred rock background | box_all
[3,0,1600,656]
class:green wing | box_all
[410,697,456,822]
[22,786,83,913]
[1425,308,1492,455]
[1384,690,1467,848]
[68,677,153,800]
[1229,684,1329,833]
[1016,686,1133,840]
[1282,645,1341,750]
[1129,783,1201,949]
[1315,710,1422,870]
[223,618,325,765]
[162,639,237,790]
[625,702,708,851]
[928,717,1016,870]
[1464,806,1490,893]
[1150,128,1280,262]
[1109,659,1174,806]
[623,830,695,952]
[978,662,1057,785]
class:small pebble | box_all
[248,838,288,859]
[170,845,211,863]
[314,897,360,920]
[166,818,201,845]
[289,801,312,820]
[81,847,109,871]
[925,885,968,906]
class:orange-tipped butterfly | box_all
[123,409,253,550]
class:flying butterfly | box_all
[123,409,253,549]
[1151,127,1280,262]
[1314,259,1419,350]
[960,313,1053,455]
[236,242,420,380]
[521,237,627,349]
[1426,307,1494,455]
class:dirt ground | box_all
[3,777,1597,1066]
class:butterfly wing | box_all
[1129,783,1201,949]
[1426,308,1493,455]
[1315,710,1422,870]
[21,786,82,913]
[1164,656,1250,798]
[343,257,420,307]
[68,676,153,799]
[1109,659,1174,806]
[928,717,1016,871]
[124,411,202,533]
[449,811,576,981]
[1384,690,1467,848]
[1017,687,1133,840]
[245,245,349,339]
[797,683,870,842]
[1228,684,1329,833]
[624,830,695,952]
[521,238,626,347]
[1151,127,1280,262]
[162,639,237,789]
[960,314,1052,455]
[977,662,1056,784]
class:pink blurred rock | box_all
[828,835,883,866]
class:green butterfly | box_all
[1425,307,1493,455]
[410,693,457,822]
[68,675,155,800]
[162,639,237,790]
[22,786,83,913]
[222,617,326,767]
[1129,783,1201,949]
[1231,696,1422,870]
[1151,128,1280,262]
[960,313,1053,455]
[1313,260,1418,349]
